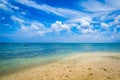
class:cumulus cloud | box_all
[17,21,47,36]
[67,17,94,34]
[51,21,70,33]
[51,19,94,34]
[77,24,93,34]
[81,21,90,28]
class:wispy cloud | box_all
[0,0,19,12]
[80,0,120,12]
[100,22,109,30]
[11,15,25,24]
[15,0,87,18]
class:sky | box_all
[0,0,120,43]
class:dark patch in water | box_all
[24,44,28,46]
[0,49,57,59]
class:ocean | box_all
[0,43,120,75]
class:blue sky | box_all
[0,0,120,43]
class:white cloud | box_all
[30,24,40,31]
[10,5,19,10]
[0,0,19,12]
[105,0,120,8]
[114,15,120,24]
[80,17,92,22]
[116,15,120,20]
[81,0,113,12]
[0,3,7,9]
[114,19,120,25]
[51,21,62,32]
[21,26,28,31]
[37,31,45,36]
[29,22,45,31]
[10,14,52,36]
[101,22,109,29]
[68,16,92,23]
[1,17,5,20]
[1,0,120,42]
[51,21,70,33]
[112,15,120,33]
[101,22,108,27]
[81,28,93,34]
[114,25,120,33]
[67,17,94,34]
[57,31,117,43]
[21,12,26,15]
[20,21,54,36]
[17,22,47,36]
[77,24,94,34]
[15,0,86,18]
[11,15,25,24]
[80,0,120,12]
[21,21,45,31]
[81,21,90,28]
[16,0,64,17]
[108,15,120,28]
[76,20,91,29]
[0,3,12,11]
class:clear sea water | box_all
[0,43,120,75]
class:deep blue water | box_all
[0,43,120,74]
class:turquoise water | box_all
[0,43,120,75]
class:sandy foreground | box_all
[0,52,120,80]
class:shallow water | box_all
[0,43,120,75]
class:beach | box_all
[0,0,120,79]
[1,52,120,80]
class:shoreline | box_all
[1,52,120,80]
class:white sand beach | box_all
[1,52,120,80]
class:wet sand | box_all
[1,52,120,80]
